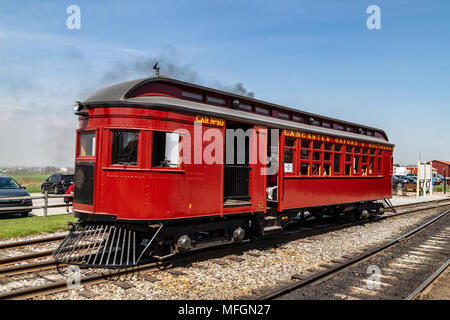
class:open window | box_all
[111,131,139,166]
[152,132,181,168]
[79,132,95,157]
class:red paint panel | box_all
[279,177,391,210]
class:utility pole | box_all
[445,169,447,194]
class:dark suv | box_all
[41,174,74,194]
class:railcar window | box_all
[345,146,352,176]
[293,115,304,122]
[278,112,290,119]
[152,132,181,168]
[255,106,269,115]
[182,91,203,100]
[353,157,360,175]
[283,137,296,174]
[300,163,309,175]
[323,164,331,176]
[207,96,226,105]
[312,151,321,161]
[333,153,341,174]
[345,164,352,175]
[238,103,252,111]
[313,141,322,150]
[369,157,374,175]
[284,149,294,173]
[311,163,320,175]
[79,133,95,156]
[111,131,138,166]
[301,149,309,160]
[285,138,295,147]
[362,156,368,176]
[299,139,311,176]
[322,121,331,128]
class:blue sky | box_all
[0,0,449,167]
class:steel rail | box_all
[255,209,450,300]
[405,259,450,300]
[0,249,54,267]
[0,235,67,250]
[0,260,57,277]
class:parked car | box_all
[41,174,74,194]
[0,175,32,217]
[409,176,417,184]
[397,175,416,184]
[432,177,440,185]
[392,175,406,188]
[432,173,444,185]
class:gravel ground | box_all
[32,206,449,300]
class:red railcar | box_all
[54,75,394,268]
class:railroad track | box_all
[405,259,450,300]
[256,208,450,300]
[1,199,449,300]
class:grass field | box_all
[9,173,51,193]
[0,214,77,239]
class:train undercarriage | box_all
[53,201,386,269]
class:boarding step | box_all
[263,226,282,234]
[264,216,277,221]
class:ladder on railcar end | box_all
[383,198,397,214]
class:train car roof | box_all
[82,75,393,147]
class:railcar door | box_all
[266,128,279,207]
[223,122,252,205]
[74,130,97,210]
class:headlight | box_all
[73,101,83,112]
